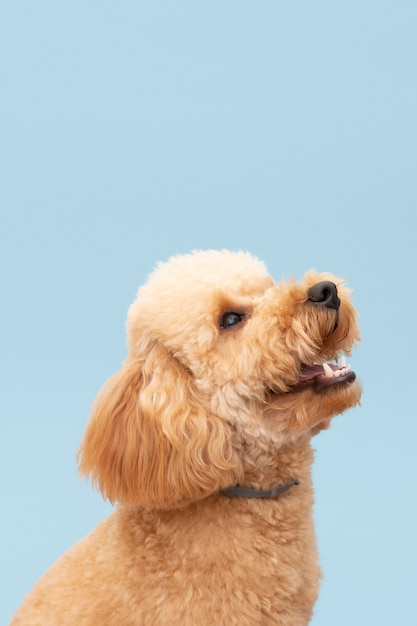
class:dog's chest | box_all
[108,501,319,624]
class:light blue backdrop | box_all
[1,2,416,624]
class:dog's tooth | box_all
[340,356,347,367]
[323,363,334,378]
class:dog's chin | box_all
[265,359,361,431]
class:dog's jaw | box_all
[263,361,361,435]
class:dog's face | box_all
[79,250,361,508]
[128,250,361,434]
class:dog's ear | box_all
[78,339,241,509]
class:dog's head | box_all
[78,250,361,508]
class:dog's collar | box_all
[221,479,299,499]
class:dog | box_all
[11,250,361,625]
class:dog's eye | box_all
[220,311,245,329]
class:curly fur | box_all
[11,250,361,625]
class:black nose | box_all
[307,281,340,310]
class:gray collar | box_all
[221,479,299,499]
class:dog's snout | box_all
[307,281,340,311]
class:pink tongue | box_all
[299,363,337,381]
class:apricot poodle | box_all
[11,250,361,626]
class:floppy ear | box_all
[78,339,241,509]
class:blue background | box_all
[1,2,416,624]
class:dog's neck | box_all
[226,433,314,498]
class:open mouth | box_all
[266,357,357,397]
[298,356,356,389]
